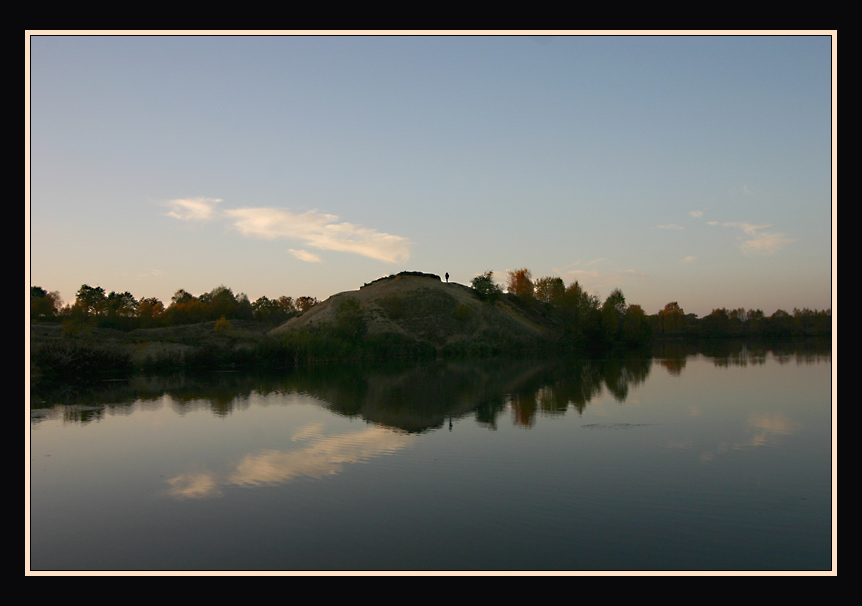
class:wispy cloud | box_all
[688,210,704,219]
[586,257,611,266]
[654,223,684,230]
[558,262,645,295]
[224,207,413,263]
[164,197,222,222]
[165,424,415,499]
[164,199,413,264]
[289,249,323,263]
[714,221,794,256]
[681,255,697,263]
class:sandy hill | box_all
[269,272,562,351]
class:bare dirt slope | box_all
[269,272,561,350]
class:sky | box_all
[26,32,835,318]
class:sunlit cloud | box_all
[654,223,684,230]
[163,424,415,498]
[717,221,794,256]
[682,255,697,263]
[689,210,704,218]
[289,249,323,263]
[228,426,414,487]
[164,197,222,222]
[165,470,222,499]
[163,198,414,263]
[222,207,413,263]
[743,412,799,447]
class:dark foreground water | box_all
[28,341,834,573]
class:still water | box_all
[28,341,834,573]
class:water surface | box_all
[28,341,834,572]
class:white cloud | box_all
[289,248,323,263]
[720,222,794,256]
[164,197,222,221]
[223,207,413,264]
[164,199,413,264]
[654,223,684,230]
[689,210,704,218]
[586,257,611,266]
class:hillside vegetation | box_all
[269,272,562,353]
[29,270,831,380]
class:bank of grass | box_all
[30,339,134,380]
[29,317,561,380]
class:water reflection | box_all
[30,339,830,434]
[166,424,415,499]
[29,339,833,571]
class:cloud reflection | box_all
[165,424,414,499]
[743,412,800,448]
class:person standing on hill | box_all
[445,272,449,283]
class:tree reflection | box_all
[30,339,831,431]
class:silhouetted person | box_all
[445,272,449,283]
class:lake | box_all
[28,340,834,574]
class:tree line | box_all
[30,269,831,342]
[29,284,319,331]
[472,268,831,343]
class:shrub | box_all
[31,341,133,379]
[471,271,503,302]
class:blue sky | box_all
[27,33,835,317]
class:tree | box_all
[471,271,503,302]
[137,297,165,326]
[658,301,685,335]
[296,296,319,313]
[30,286,62,319]
[74,285,107,317]
[506,268,533,299]
[252,296,282,321]
[277,296,298,316]
[106,291,138,318]
[166,289,204,325]
[533,276,565,306]
[200,285,238,320]
[621,304,651,344]
[601,289,627,342]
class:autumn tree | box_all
[277,296,298,316]
[137,297,165,326]
[30,286,62,319]
[506,268,533,299]
[657,301,685,335]
[165,289,204,325]
[296,296,319,313]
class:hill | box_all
[269,271,563,354]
